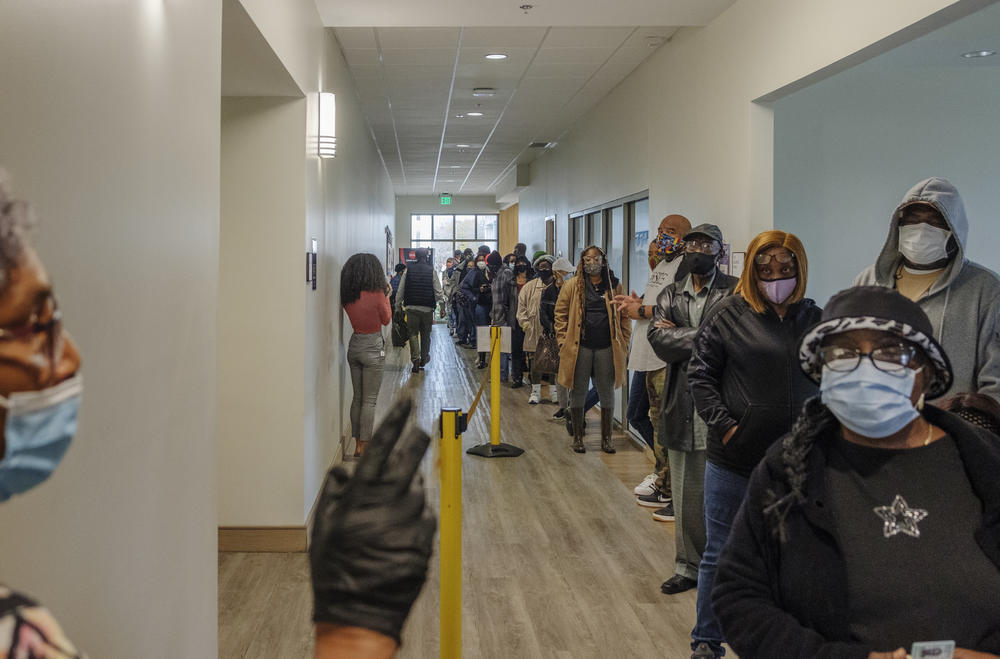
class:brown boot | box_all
[601,408,615,454]
[570,408,586,453]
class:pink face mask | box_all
[759,276,797,304]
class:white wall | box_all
[774,0,1000,305]
[519,0,983,263]
[0,2,220,655]
[395,195,501,248]
[219,96,307,526]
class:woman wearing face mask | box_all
[0,172,84,656]
[517,254,556,404]
[554,246,631,454]
[713,286,1000,659]
[685,229,821,659]
[460,253,493,369]
[543,258,574,418]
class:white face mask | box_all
[898,223,951,266]
[476,261,486,270]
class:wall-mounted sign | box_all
[440,193,452,206]
[307,238,318,290]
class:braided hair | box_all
[762,395,838,543]
[575,246,615,343]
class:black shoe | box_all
[661,574,697,595]
[552,408,566,420]
[510,380,524,389]
[476,358,487,369]
[411,361,420,374]
[651,501,675,522]
[420,355,430,367]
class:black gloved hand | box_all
[310,397,436,645]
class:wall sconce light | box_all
[319,92,336,159]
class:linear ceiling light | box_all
[962,49,996,58]
[485,53,508,60]
[466,111,484,117]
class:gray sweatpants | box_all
[347,332,385,443]
[406,308,433,363]
[570,345,614,408]
[668,447,707,580]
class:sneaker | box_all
[528,391,540,404]
[691,642,721,659]
[633,473,657,496]
[652,501,675,522]
[552,408,566,420]
[549,388,560,404]
[510,380,524,389]
[636,488,671,508]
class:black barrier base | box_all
[466,442,524,458]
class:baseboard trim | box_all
[218,526,307,552]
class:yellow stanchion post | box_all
[439,407,463,659]
[467,326,524,458]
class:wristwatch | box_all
[638,305,647,319]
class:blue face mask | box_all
[0,374,83,502]
[820,362,918,438]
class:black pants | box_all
[511,322,525,382]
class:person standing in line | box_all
[613,214,691,498]
[508,255,534,389]
[854,177,1000,399]
[341,253,392,457]
[544,257,575,418]
[454,248,476,348]
[442,255,457,334]
[461,253,492,369]
[646,224,738,595]
[555,246,631,454]
[488,251,515,381]
[518,254,555,404]
[388,263,405,310]
[685,230,822,659]
[513,242,527,261]
[394,248,444,375]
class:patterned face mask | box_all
[649,231,684,269]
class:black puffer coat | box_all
[687,295,822,476]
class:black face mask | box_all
[488,265,500,276]
[515,264,529,274]
[684,252,716,276]
[537,268,553,282]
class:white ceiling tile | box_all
[376,27,461,49]
[523,62,600,79]
[332,27,377,50]
[459,27,549,48]
[533,47,617,65]
[542,27,634,48]
[380,48,458,66]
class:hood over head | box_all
[874,177,969,294]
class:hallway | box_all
[219,324,697,658]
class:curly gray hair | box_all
[0,169,34,293]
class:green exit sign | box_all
[440,194,452,205]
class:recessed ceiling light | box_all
[962,49,996,58]
[466,111,484,117]
[485,53,508,60]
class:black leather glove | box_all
[310,397,436,644]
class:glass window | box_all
[411,214,432,241]
[629,198,650,303]
[433,215,454,240]
[411,241,453,275]
[455,215,476,239]
[588,211,603,251]
[571,216,586,263]
[609,206,624,284]
[477,215,498,240]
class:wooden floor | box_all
[220,324,698,658]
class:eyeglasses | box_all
[754,252,795,266]
[818,344,918,374]
[0,294,64,383]
[684,239,719,255]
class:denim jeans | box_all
[626,369,654,448]
[692,461,749,656]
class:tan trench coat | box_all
[553,275,631,390]
[516,277,547,353]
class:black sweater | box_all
[688,295,822,476]
[713,404,1000,658]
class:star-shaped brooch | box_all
[873,494,928,538]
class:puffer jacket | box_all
[688,295,822,477]
[647,271,738,451]
[854,177,1000,399]
[516,277,547,352]
[554,275,631,390]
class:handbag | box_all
[533,333,560,374]
[391,311,409,347]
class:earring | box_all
[916,393,925,411]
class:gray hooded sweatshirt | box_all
[854,177,1000,399]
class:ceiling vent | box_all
[472,87,497,97]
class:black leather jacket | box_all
[714,405,1000,658]
[688,295,822,476]
[647,270,738,451]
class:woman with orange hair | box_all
[684,230,823,659]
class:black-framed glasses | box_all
[754,252,795,266]
[684,239,719,255]
[0,294,63,382]
[818,344,917,374]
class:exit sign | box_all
[440,194,452,205]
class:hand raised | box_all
[310,396,436,645]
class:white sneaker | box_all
[633,473,657,496]
[549,387,559,404]
[528,384,541,404]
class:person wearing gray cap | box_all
[646,223,738,596]
[713,286,1000,659]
